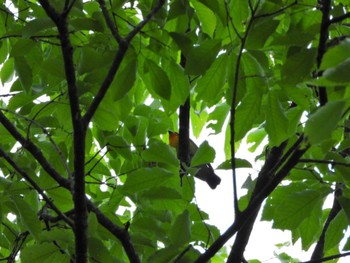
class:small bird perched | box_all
[168,131,221,189]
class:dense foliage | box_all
[1,0,350,262]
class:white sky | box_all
[194,130,348,262]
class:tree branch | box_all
[299,158,350,167]
[97,0,122,42]
[0,111,140,262]
[195,138,308,263]
[1,107,71,177]
[0,147,74,228]
[229,0,261,222]
[178,53,190,168]
[83,0,166,125]
[0,110,71,189]
[125,0,165,43]
[254,0,298,19]
[82,41,128,124]
[39,1,88,261]
[227,141,288,263]
[62,0,76,17]
[329,12,350,24]
[87,200,141,263]
[301,252,350,263]
[311,185,342,260]
[316,0,331,106]
[37,0,60,24]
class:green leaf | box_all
[247,128,267,152]
[192,222,220,244]
[41,54,65,78]
[163,59,190,109]
[142,187,182,200]
[195,54,227,106]
[197,0,225,24]
[229,1,249,33]
[148,246,180,263]
[14,56,33,93]
[142,139,179,167]
[22,18,55,38]
[263,184,331,230]
[40,229,74,248]
[191,0,216,37]
[342,236,350,251]
[9,196,41,239]
[323,58,350,83]
[122,167,174,194]
[94,95,132,131]
[191,141,215,167]
[1,58,14,84]
[246,18,279,49]
[281,48,316,85]
[337,196,350,223]
[88,237,115,263]
[265,90,289,147]
[70,18,104,32]
[217,158,253,169]
[185,39,222,75]
[297,199,323,250]
[207,103,230,134]
[143,59,171,100]
[112,55,137,101]
[286,107,303,136]
[169,210,191,246]
[325,210,348,252]
[21,243,69,263]
[234,87,262,141]
[169,32,193,56]
[320,39,350,70]
[46,188,74,211]
[10,39,35,57]
[106,135,132,159]
[305,100,345,145]
[78,47,114,74]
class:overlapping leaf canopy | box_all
[0,0,350,262]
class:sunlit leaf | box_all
[143,59,171,100]
[191,0,216,37]
[14,56,32,93]
[191,141,215,167]
[122,168,174,194]
[169,210,191,246]
[142,139,179,167]
[305,100,345,145]
[265,90,289,147]
[112,54,137,101]
[185,39,222,75]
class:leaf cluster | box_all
[1,0,350,262]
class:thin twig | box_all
[229,0,261,217]
[0,147,74,228]
[300,251,350,263]
[97,0,122,42]
[0,106,140,262]
[329,12,350,24]
[125,0,165,42]
[62,0,76,17]
[255,0,298,19]
[1,107,72,177]
[0,110,71,189]
[85,151,108,176]
[83,0,166,125]
[299,158,350,167]
[224,0,242,40]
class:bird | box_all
[168,131,221,189]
